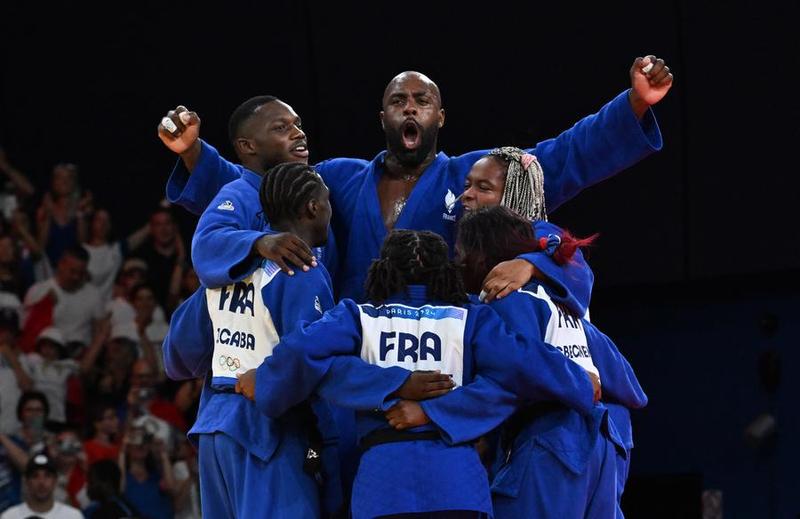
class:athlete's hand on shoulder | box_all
[394,370,454,400]
[385,400,430,430]
[253,232,317,275]
[629,55,674,117]
[235,369,257,401]
[480,259,536,303]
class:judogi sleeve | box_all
[315,360,410,411]
[420,375,518,445]
[584,325,647,409]
[469,302,596,415]
[529,90,662,211]
[253,296,365,417]
[191,184,266,288]
[165,140,243,215]
[163,288,214,380]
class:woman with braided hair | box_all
[456,205,647,519]
[462,147,645,513]
[461,146,595,317]
[236,228,599,519]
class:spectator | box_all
[83,403,121,466]
[119,424,175,519]
[35,163,92,267]
[49,429,86,510]
[0,438,19,513]
[19,328,78,424]
[171,379,201,437]
[176,267,199,307]
[126,360,186,433]
[21,245,106,354]
[84,459,139,519]
[171,439,199,519]
[129,209,185,315]
[107,259,150,324]
[80,322,137,408]
[7,392,50,459]
[0,237,24,299]
[131,284,169,370]
[0,392,51,513]
[8,210,49,288]
[0,148,34,221]
[0,410,25,514]
[0,296,30,434]
[0,453,82,518]
[83,209,150,304]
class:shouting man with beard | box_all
[160,56,673,303]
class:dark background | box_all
[2,1,798,517]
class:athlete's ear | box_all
[438,108,445,128]
[379,111,385,131]
[305,198,319,219]
[233,137,256,156]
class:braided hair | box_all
[258,162,326,225]
[486,146,547,222]
[365,230,468,305]
[456,206,595,293]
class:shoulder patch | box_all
[217,200,235,211]
[314,295,323,314]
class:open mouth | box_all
[291,142,309,158]
[401,120,421,150]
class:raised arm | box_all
[0,148,35,198]
[157,106,242,215]
[533,55,672,211]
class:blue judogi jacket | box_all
[247,285,596,517]
[166,90,661,309]
[163,256,354,512]
[486,281,647,501]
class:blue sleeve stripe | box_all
[359,303,465,321]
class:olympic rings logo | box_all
[218,355,241,371]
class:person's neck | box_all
[27,496,55,513]
[88,236,108,246]
[95,431,111,444]
[240,158,267,176]
[384,149,437,180]
[270,222,315,250]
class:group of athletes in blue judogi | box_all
[158,54,672,518]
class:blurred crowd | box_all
[0,147,203,518]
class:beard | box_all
[384,123,439,167]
